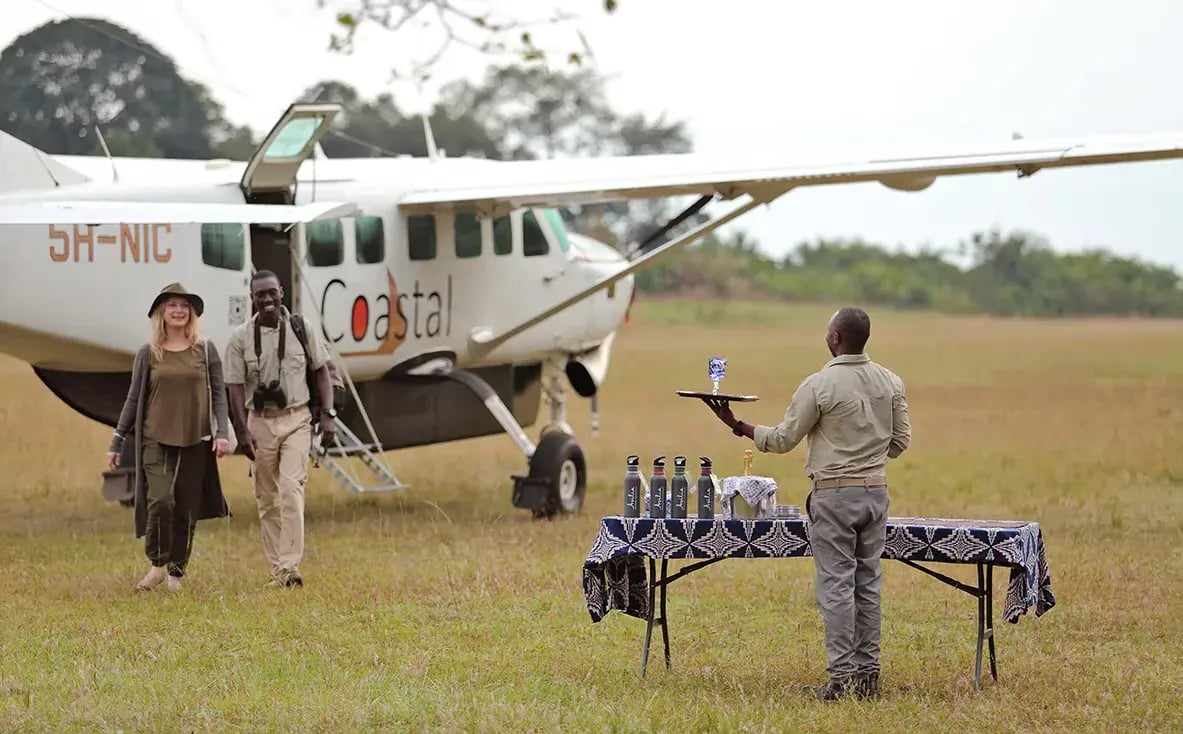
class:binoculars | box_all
[252,381,288,410]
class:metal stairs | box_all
[312,416,409,494]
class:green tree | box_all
[435,64,693,244]
[636,227,1183,318]
[302,67,693,246]
[0,17,252,159]
[300,80,500,158]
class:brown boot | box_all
[803,677,851,701]
[852,672,880,700]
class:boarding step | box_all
[312,417,410,494]
[323,442,381,457]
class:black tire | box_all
[528,431,586,519]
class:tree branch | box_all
[317,0,615,82]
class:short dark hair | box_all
[832,307,871,352]
[252,269,279,283]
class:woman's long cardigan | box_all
[108,340,232,538]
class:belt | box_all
[812,476,887,490]
[249,404,308,418]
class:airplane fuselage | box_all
[0,154,634,375]
[0,152,634,457]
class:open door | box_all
[240,103,340,204]
[249,224,296,313]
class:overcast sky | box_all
[6,0,1183,271]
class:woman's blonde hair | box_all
[149,297,203,362]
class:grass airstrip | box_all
[1,299,1181,731]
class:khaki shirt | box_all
[224,311,331,410]
[753,353,911,482]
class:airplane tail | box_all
[0,130,89,194]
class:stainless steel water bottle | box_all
[623,455,642,518]
[670,456,689,518]
[697,456,715,519]
[648,456,667,518]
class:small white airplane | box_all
[2,103,1183,517]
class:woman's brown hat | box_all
[149,282,204,317]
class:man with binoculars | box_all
[225,270,336,588]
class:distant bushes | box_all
[633,229,1183,317]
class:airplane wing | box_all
[0,199,359,225]
[399,131,1183,214]
[437,130,1183,353]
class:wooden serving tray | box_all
[675,390,759,402]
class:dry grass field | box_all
[1,298,1181,731]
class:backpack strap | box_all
[288,312,313,367]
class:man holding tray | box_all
[703,306,912,701]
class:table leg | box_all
[972,563,1000,692]
[986,565,997,682]
[636,556,723,679]
[659,559,671,669]
[974,563,985,692]
[897,559,999,694]
[640,557,657,677]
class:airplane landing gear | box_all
[428,364,586,519]
[513,430,586,519]
[540,362,574,437]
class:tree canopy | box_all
[0,17,253,159]
[301,65,692,243]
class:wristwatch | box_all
[324,408,338,419]
[732,420,745,436]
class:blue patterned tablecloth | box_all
[583,516,1055,625]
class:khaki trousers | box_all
[248,406,312,577]
[806,484,890,680]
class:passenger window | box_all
[201,223,245,270]
[522,210,549,257]
[408,214,436,261]
[355,216,384,264]
[306,219,343,266]
[493,215,512,255]
[454,213,481,258]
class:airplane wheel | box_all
[528,431,586,519]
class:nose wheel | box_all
[513,430,586,519]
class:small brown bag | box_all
[101,467,135,504]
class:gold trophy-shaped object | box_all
[743,449,753,476]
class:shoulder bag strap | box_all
[203,339,214,441]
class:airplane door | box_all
[239,103,340,205]
[239,103,339,317]
[249,224,296,313]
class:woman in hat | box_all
[106,283,232,591]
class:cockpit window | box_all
[541,208,570,252]
[522,210,549,257]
